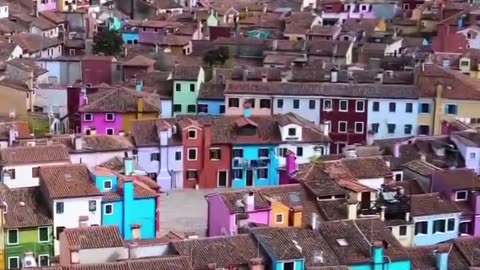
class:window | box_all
[278,148,287,157]
[403,3,409,9]
[104,204,113,215]
[38,255,49,266]
[372,101,380,112]
[173,104,182,112]
[151,153,160,161]
[338,121,347,133]
[219,105,225,114]
[461,60,470,66]
[6,168,15,180]
[188,129,197,139]
[433,219,446,233]
[147,173,158,180]
[56,226,65,239]
[190,83,195,92]
[233,149,244,158]
[398,225,407,236]
[89,200,96,211]
[447,218,455,232]
[38,227,49,242]
[260,99,271,108]
[175,83,181,91]
[275,214,284,224]
[420,103,430,113]
[309,100,316,109]
[387,124,396,134]
[394,172,402,181]
[293,99,300,109]
[258,148,269,158]
[277,99,284,108]
[106,128,114,135]
[209,148,221,160]
[355,100,365,112]
[323,99,332,111]
[414,221,428,235]
[284,262,295,270]
[187,105,196,113]
[84,113,93,121]
[5,229,19,247]
[296,147,303,156]
[188,148,197,160]
[389,102,396,112]
[339,100,348,112]
[456,191,468,201]
[175,151,182,161]
[446,104,458,115]
[288,128,296,136]
[56,202,64,214]
[459,222,470,235]
[246,98,255,108]
[404,124,412,135]
[470,152,476,159]
[405,103,413,113]
[233,169,243,179]
[32,167,39,178]
[103,180,112,190]
[228,98,239,108]
[258,168,268,178]
[419,125,430,135]
[8,257,19,269]
[105,113,115,121]
[354,122,364,134]
[187,170,198,180]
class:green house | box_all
[172,66,205,115]
[2,187,53,269]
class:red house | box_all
[319,97,367,154]
[82,55,117,85]
[432,12,468,53]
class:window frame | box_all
[38,254,50,267]
[173,104,182,112]
[455,190,468,201]
[83,113,93,121]
[339,100,348,112]
[275,213,284,224]
[447,218,455,232]
[209,148,222,160]
[103,180,113,190]
[175,83,181,91]
[404,124,412,135]
[106,128,114,135]
[259,99,271,109]
[38,227,50,243]
[105,113,115,122]
[186,169,198,180]
[288,128,296,136]
[175,151,182,161]
[433,219,446,234]
[228,98,239,108]
[257,168,268,179]
[187,105,196,113]
[55,202,64,214]
[189,83,195,92]
[187,148,198,161]
[446,104,458,115]
[187,129,197,139]
[7,256,19,270]
[7,229,19,245]
[354,122,364,134]
[323,99,333,111]
[104,203,114,215]
[277,99,284,108]
[338,121,347,133]
[414,221,428,235]
[389,102,396,112]
[355,100,365,112]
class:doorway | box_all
[217,170,228,187]
[246,170,254,187]
[361,192,371,210]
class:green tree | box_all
[92,30,124,56]
[203,46,230,67]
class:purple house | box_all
[125,20,182,45]
[279,151,299,185]
[431,168,480,236]
[205,190,271,236]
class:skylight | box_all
[288,192,301,203]
[336,238,348,246]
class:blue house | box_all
[91,157,159,240]
[122,31,139,45]
[197,82,225,115]
[410,193,462,246]
[231,145,279,188]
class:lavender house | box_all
[205,190,271,236]
[130,118,184,190]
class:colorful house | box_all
[79,86,160,135]
[91,159,160,240]
[1,187,54,269]
[172,66,205,115]
[197,82,225,115]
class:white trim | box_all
[7,256,19,269]
[210,147,221,160]
[38,226,50,243]
[275,213,284,224]
[103,180,113,190]
[283,261,296,269]
[338,121,347,133]
[355,100,365,112]
[217,170,229,187]
[323,99,332,111]
[105,113,115,122]
[38,254,50,267]
[6,229,18,245]
[186,169,198,180]
[83,113,93,121]
[106,128,114,135]
[455,190,468,201]
[187,148,198,160]
[104,203,114,215]
[339,100,348,112]
[187,129,197,139]
[354,122,364,134]
[324,121,331,132]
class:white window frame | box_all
[338,121,347,133]
[399,225,408,237]
[217,170,229,187]
[69,48,76,56]
[7,256,19,269]
[38,254,50,266]
[355,100,365,112]
[455,190,468,201]
[38,226,50,243]
[447,218,456,232]
[187,129,197,139]
[187,148,198,161]
[470,152,476,159]
[106,128,114,135]
[104,203,114,215]
[103,180,113,190]
[84,113,93,121]
[210,147,221,160]
[105,113,115,122]
[403,3,409,9]
[7,229,19,245]
[323,99,333,111]
[186,169,198,180]
[339,100,348,112]
[324,121,331,132]
[354,122,364,134]
[275,213,284,224]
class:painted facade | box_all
[412,212,461,246]
[122,32,139,45]
[197,99,225,115]
[172,67,205,115]
[231,145,279,188]
[272,97,321,124]
[4,227,53,269]
[81,112,124,135]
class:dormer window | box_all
[288,128,296,136]
[188,129,197,139]
[103,180,112,190]
[456,190,468,201]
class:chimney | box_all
[272,39,278,51]
[158,126,170,180]
[78,216,89,227]
[249,258,264,270]
[280,71,289,82]
[128,242,138,259]
[136,80,143,92]
[371,241,384,264]
[70,246,80,264]
[347,198,358,220]
[79,90,88,106]
[124,157,134,175]
[8,127,17,146]
[380,205,386,221]
[74,135,83,150]
[243,101,252,118]
[131,224,141,240]
[261,72,268,83]
[311,212,319,230]
[242,68,249,81]
[435,246,449,270]
[331,69,338,82]
[243,191,255,212]
[344,147,357,158]
[405,211,410,222]
[322,122,329,137]
[286,151,297,176]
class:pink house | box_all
[205,190,271,236]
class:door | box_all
[246,170,254,187]
[217,171,228,187]
[361,192,371,210]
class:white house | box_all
[0,144,71,188]
[458,25,480,49]
[0,2,8,19]
[12,33,62,59]
[451,130,480,173]
[39,164,102,255]
[30,17,59,38]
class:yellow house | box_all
[266,198,303,228]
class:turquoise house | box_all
[122,31,139,45]
[231,145,279,188]
[350,244,411,270]
[197,99,225,115]
[91,158,158,240]
[107,16,122,31]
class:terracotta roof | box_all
[149,0,182,9]
[320,161,374,192]
[308,25,340,36]
[125,19,182,29]
[453,130,480,146]
[404,160,442,177]
[0,120,30,140]
[39,10,66,24]
[7,58,48,76]
[158,34,191,46]
[0,144,70,165]
[0,186,52,228]
[317,199,348,221]
[33,256,193,269]
[0,18,20,34]
[220,189,271,213]
[79,87,160,113]
[39,164,101,199]
[31,16,56,30]
[123,55,156,67]
[432,168,480,190]
[284,12,316,35]
[198,82,225,100]
[294,163,347,197]
[410,193,461,217]
[63,225,124,249]
[406,244,467,270]
[340,157,391,179]
[0,77,30,92]
[0,42,17,61]
[452,236,480,267]
[102,174,158,202]
[172,65,201,80]
[11,33,62,53]
[171,234,266,269]
[54,135,135,153]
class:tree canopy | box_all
[92,30,124,56]
[203,46,230,67]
